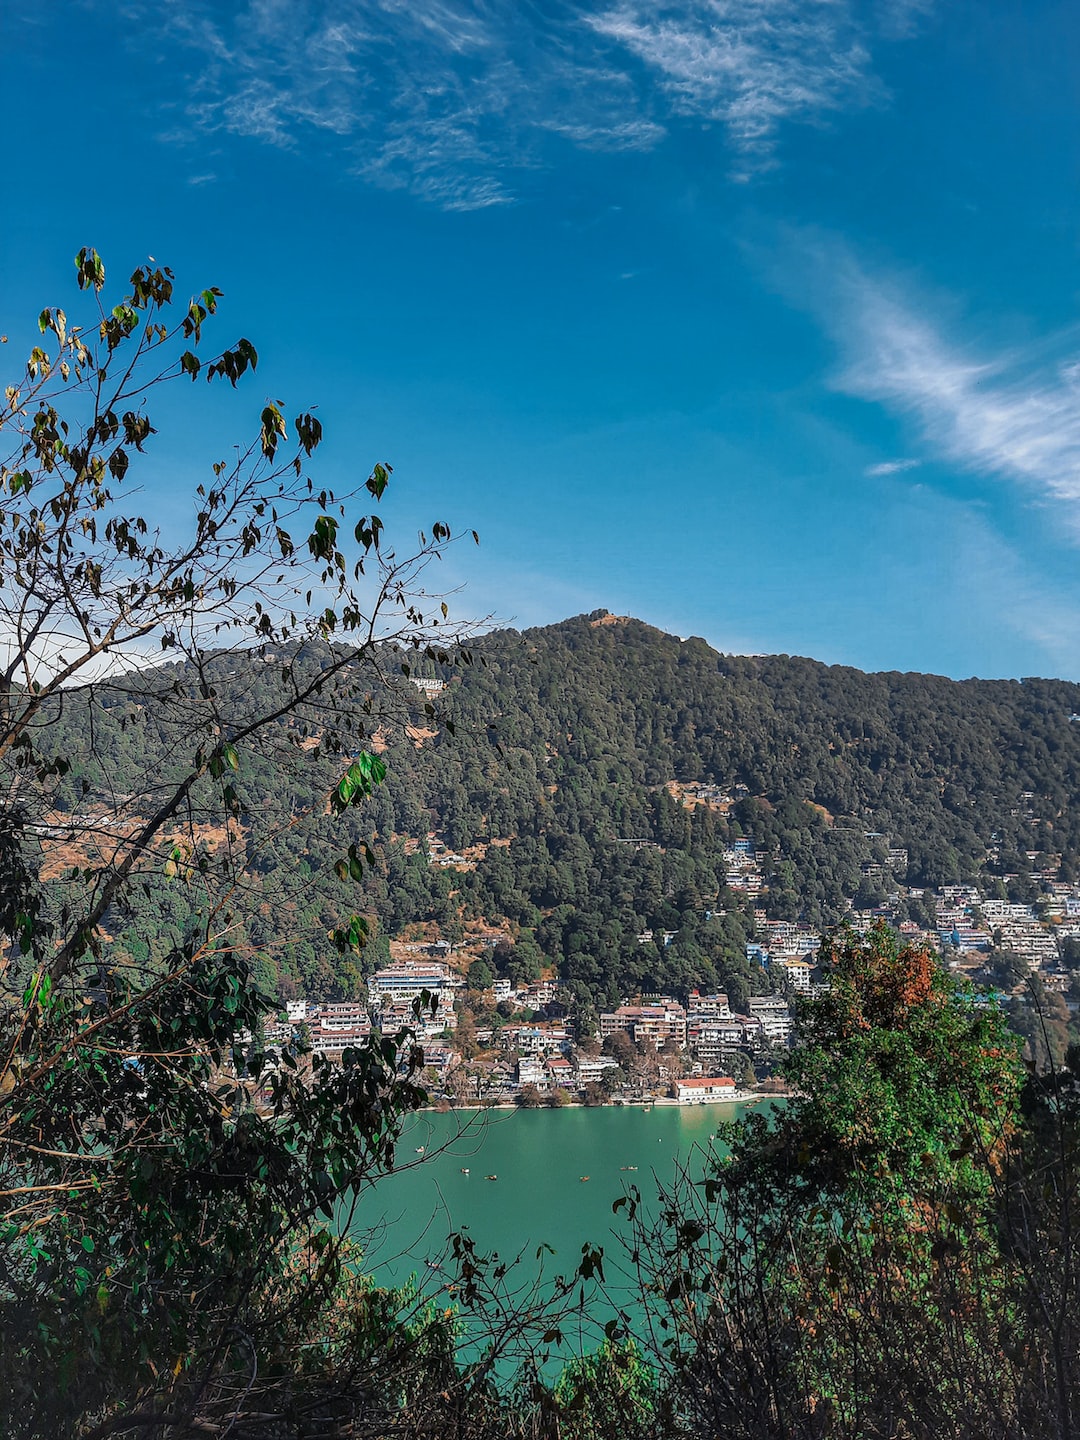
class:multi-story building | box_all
[310,1019,373,1062]
[747,995,794,1043]
[690,1016,763,1068]
[772,956,814,993]
[378,1000,456,1039]
[367,961,462,1010]
[687,991,732,1021]
[315,1000,370,1030]
[573,1055,621,1085]
[502,1023,571,1055]
[599,1002,688,1049]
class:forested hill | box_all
[429,611,1080,878]
[41,611,1080,1008]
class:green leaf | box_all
[332,753,387,811]
[365,461,391,500]
[260,402,287,460]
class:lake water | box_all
[347,1100,766,1354]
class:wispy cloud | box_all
[588,0,884,175]
[151,1,662,211]
[784,237,1080,525]
[135,0,927,207]
[865,457,921,476]
[946,508,1080,677]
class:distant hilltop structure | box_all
[411,677,445,697]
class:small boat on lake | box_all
[460,1167,470,1174]
[579,1175,590,1182]
[484,1174,498,1181]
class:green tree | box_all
[724,1050,756,1088]
[456,1008,479,1058]
[468,955,495,990]
[552,1340,656,1440]
[631,924,1025,1440]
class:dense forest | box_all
[36,610,1080,1014]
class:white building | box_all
[772,956,814,993]
[687,991,732,1021]
[367,961,461,1010]
[747,996,794,1042]
[674,1076,737,1102]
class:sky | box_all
[3,1,1080,680]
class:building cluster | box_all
[813,851,1080,993]
[722,837,764,895]
[731,821,1080,1001]
[745,917,823,993]
[254,960,464,1080]
[929,881,1077,984]
[251,962,794,1104]
[597,989,795,1075]
[410,677,445,698]
[492,978,557,1011]
[513,1048,622,1093]
[245,808,1080,1107]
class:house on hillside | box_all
[545,1054,574,1089]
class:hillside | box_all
[34,611,1080,1008]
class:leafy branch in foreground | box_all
[0,249,476,1438]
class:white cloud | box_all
[784,239,1080,526]
[135,0,928,206]
[588,0,884,171]
[865,457,921,476]
[154,1,666,210]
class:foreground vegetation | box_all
[5,915,1079,1438]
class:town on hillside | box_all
[244,794,1080,1105]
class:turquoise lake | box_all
[348,1101,767,1340]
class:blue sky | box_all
[4,1,1080,678]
